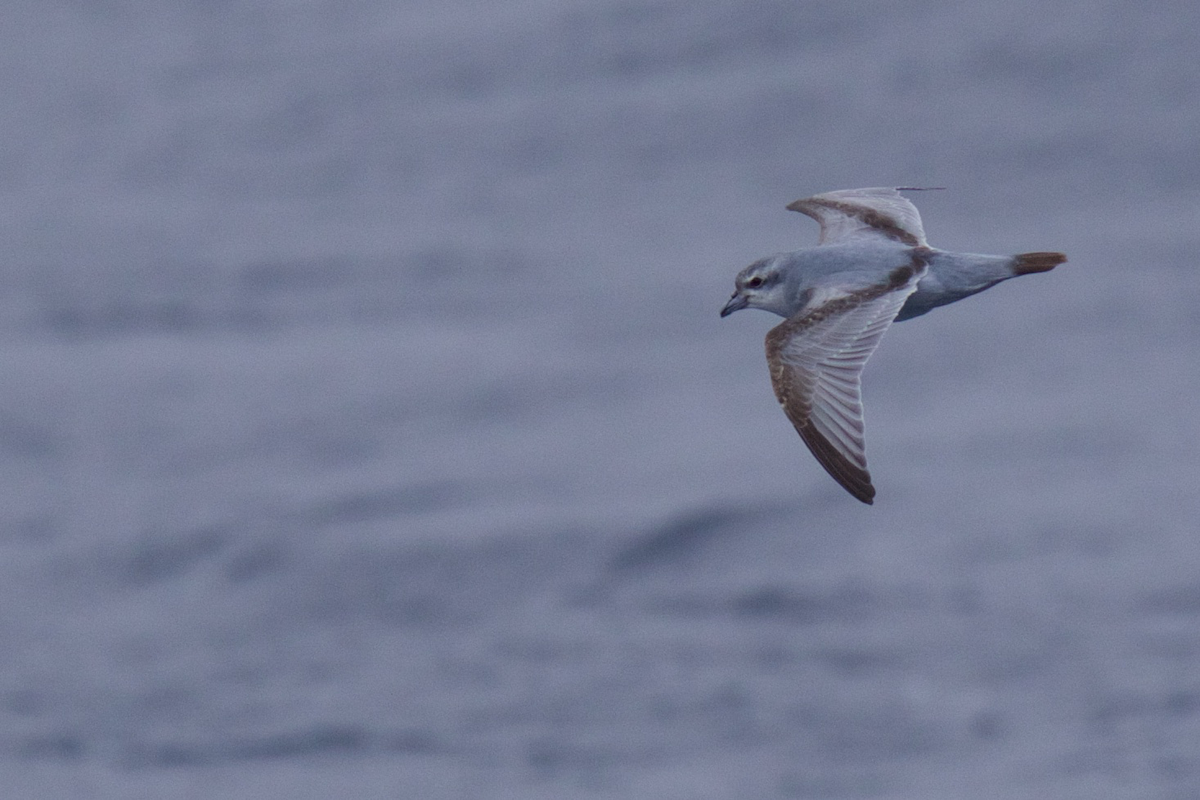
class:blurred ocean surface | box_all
[2,0,1200,797]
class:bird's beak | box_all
[720,291,748,318]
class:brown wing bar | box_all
[764,261,925,503]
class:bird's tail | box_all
[1013,251,1066,275]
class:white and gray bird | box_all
[720,187,1065,504]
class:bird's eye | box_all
[747,276,765,289]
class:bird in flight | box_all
[720,187,1065,504]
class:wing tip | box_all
[796,425,877,504]
[855,483,876,505]
[844,475,876,504]
[831,469,876,505]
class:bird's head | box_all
[721,256,791,318]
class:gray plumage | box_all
[720,187,1065,504]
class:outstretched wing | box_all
[764,261,926,504]
[786,187,941,247]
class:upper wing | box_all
[786,187,940,247]
[764,261,925,504]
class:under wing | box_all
[764,261,925,503]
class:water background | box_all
[3,1,1200,796]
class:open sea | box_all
[2,0,1200,796]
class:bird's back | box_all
[774,240,918,318]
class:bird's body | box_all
[721,187,1065,504]
[740,241,1058,322]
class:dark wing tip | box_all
[785,198,818,217]
[796,424,876,504]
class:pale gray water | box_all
[2,1,1200,797]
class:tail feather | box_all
[1013,251,1066,275]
